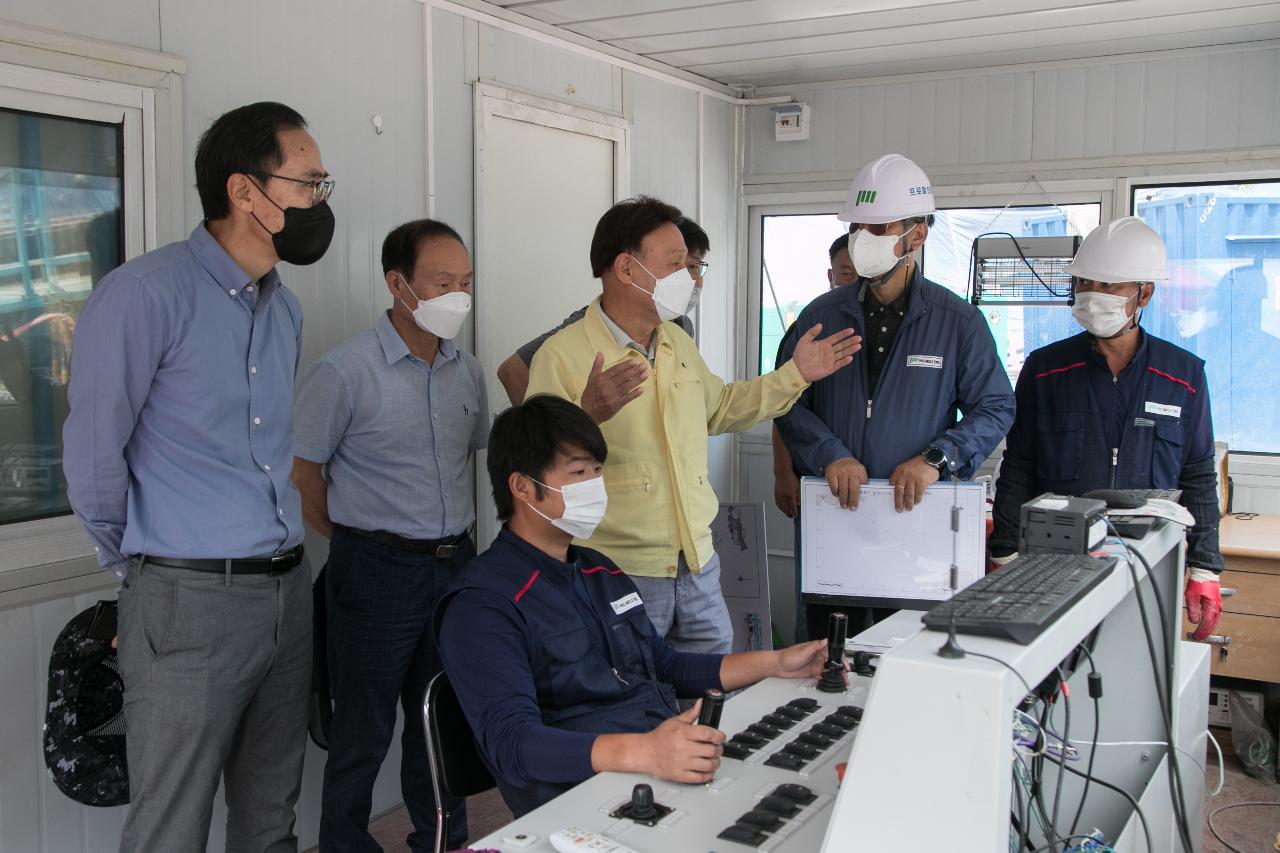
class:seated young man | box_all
[436,395,832,816]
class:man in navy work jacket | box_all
[292,219,487,852]
[436,395,833,816]
[63,102,333,852]
[775,154,1015,637]
[991,216,1224,640]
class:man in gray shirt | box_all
[64,102,333,852]
[496,216,709,412]
[291,219,487,853]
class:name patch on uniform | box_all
[610,592,643,615]
[1145,402,1181,418]
[906,355,944,369]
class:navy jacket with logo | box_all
[435,527,723,816]
[776,266,1015,480]
[991,331,1223,570]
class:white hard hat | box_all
[1065,216,1168,283]
[837,154,936,225]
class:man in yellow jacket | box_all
[528,196,860,653]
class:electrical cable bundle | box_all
[1104,522,1198,852]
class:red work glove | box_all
[1185,567,1223,642]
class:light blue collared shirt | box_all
[292,311,488,540]
[63,224,305,578]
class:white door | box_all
[474,85,628,547]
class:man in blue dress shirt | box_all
[63,102,334,853]
[292,219,487,852]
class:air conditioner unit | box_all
[969,234,1081,307]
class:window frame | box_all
[0,42,182,603]
[744,181,1115,383]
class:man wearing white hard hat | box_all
[776,154,1014,635]
[991,216,1224,641]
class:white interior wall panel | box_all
[699,94,738,494]
[0,0,160,53]
[746,46,1280,180]
[432,10,476,248]
[480,24,618,113]
[625,70,700,214]
[0,0,430,848]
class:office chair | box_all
[423,671,497,853]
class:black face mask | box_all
[250,182,335,266]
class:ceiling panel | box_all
[649,0,1280,67]
[604,0,1106,55]
[556,0,985,40]
[729,23,1280,86]
[488,0,1280,86]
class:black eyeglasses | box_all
[261,172,335,203]
[688,260,710,276]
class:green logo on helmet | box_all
[855,190,877,206]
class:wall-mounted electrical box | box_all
[772,103,810,142]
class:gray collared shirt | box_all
[598,305,656,362]
[63,224,305,577]
[293,311,488,540]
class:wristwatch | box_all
[921,445,948,473]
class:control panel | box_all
[472,673,873,852]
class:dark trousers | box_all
[319,529,474,853]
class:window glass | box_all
[0,108,122,524]
[758,213,849,375]
[1133,181,1280,453]
[924,204,1101,384]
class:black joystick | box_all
[610,781,673,825]
[697,688,725,728]
[629,784,656,821]
[853,651,879,678]
[817,612,848,693]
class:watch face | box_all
[924,447,945,467]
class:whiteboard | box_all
[710,503,773,652]
[800,477,986,604]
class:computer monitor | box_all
[800,476,986,611]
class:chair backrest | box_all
[423,671,497,801]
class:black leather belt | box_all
[143,545,305,576]
[333,525,470,559]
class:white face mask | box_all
[525,474,608,540]
[1072,290,1138,338]
[851,224,916,283]
[629,256,696,322]
[398,274,471,339]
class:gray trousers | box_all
[630,551,733,654]
[116,557,312,853]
